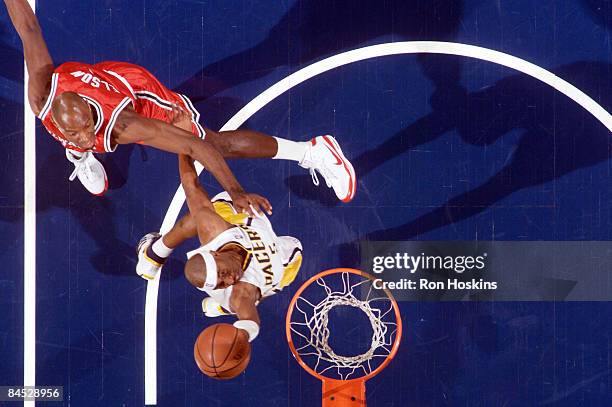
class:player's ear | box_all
[184,255,207,288]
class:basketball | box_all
[194,323,251,379]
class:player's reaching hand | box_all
[114,109,270,207]
[166,103,192,130]
[162,105,271,216]
[230,192,273,217]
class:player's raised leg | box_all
[205,129,357,202]
[136,212,196,280]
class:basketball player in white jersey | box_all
[136,153,303,342]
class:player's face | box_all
[60,118,96,150]
[212,251,244,289]
[52,106,96,150]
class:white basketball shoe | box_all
[300,135,356,202]
[65,149,108,196]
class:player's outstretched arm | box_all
[178,152,215,217]
[4,0,54,115]
[178,153,231,245]
[113,109,272,216]
[115,109,243,193]
[229,282,261,342]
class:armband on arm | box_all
[233,320,260,342]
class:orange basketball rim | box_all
[285,268,403,406]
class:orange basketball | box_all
[194,323,251,380]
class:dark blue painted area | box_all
[0,18,24,392]
[0,0,611,406]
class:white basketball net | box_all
[289,272,398,380]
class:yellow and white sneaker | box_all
[299,135,356,202]
[136,232,164,280]
[65,149,108,196]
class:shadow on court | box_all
[335,61,611,266]
[0,100,175,280]
[174,0,465,129]
[35,145,152,278]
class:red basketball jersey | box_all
[39,61,204,153]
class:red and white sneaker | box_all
[65,150,108,196]
[299,135,356,202]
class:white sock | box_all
[152,237,174,258]
[272,137,309,162]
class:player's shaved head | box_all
[51,92,90,128]
[185,255,207,288]
[50,92,96,149]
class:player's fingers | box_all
[236,200,256,217]
[246,196,265,217]
[169,104,186,121]
[249,204,263,218]
[255,196,273,215]
[177,104,188,117]
[167,105,177,122]
[248,196,272,217]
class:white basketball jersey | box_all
[201,215,298,301]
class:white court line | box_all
[23,1,37,406]
[144,41,612,405]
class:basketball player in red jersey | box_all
[4,0,356,212]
